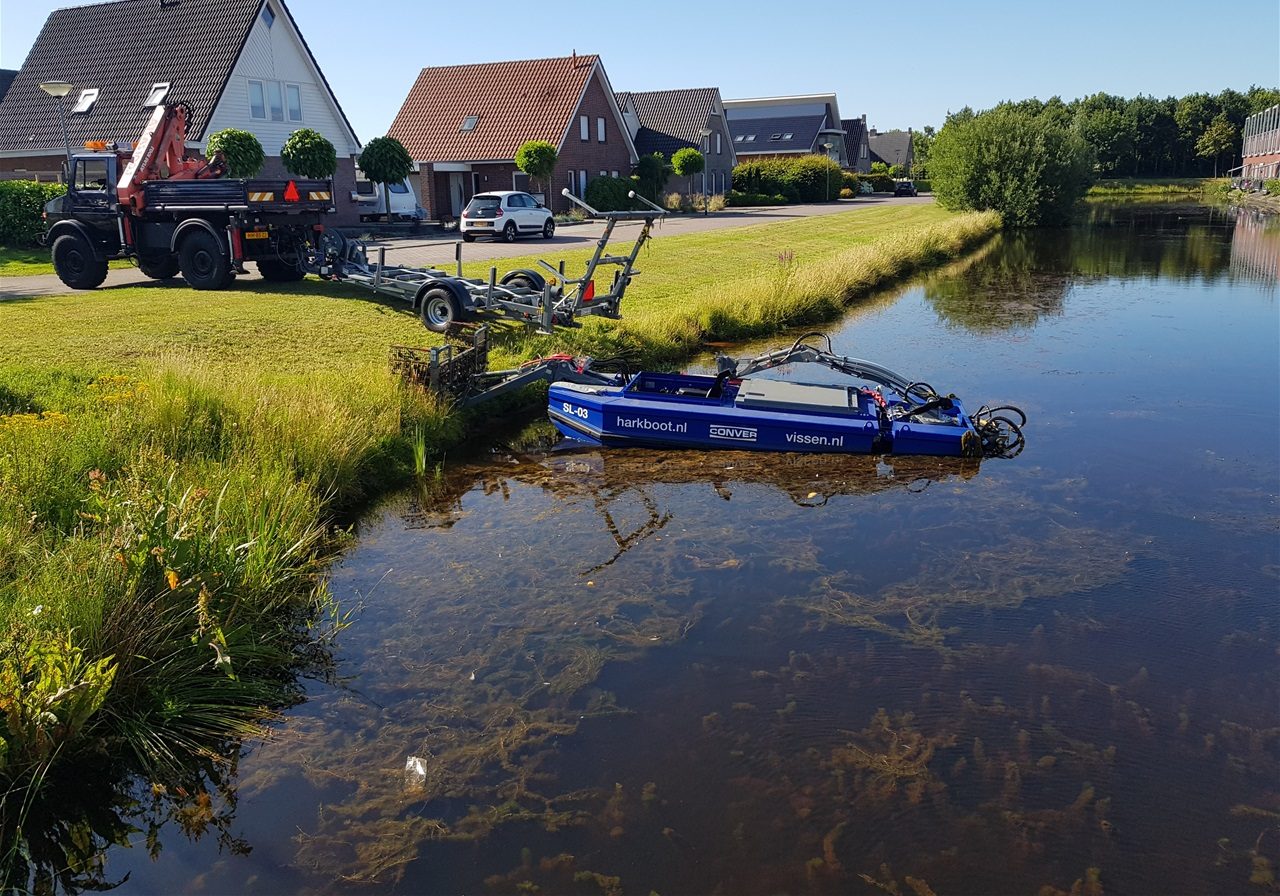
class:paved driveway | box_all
[0,196,933,299]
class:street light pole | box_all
[39,80,74,170]
[699,128,712,216]
[821,141,834,201]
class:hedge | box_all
[731,154,845,203]
[0,180,66,246]
[584,175,635,211]
[725,190,790,207]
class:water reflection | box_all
[98,203,1279,895]
[1230,209,1280,285]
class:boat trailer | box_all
[318,189,665,334]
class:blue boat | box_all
[547,333,1025,458]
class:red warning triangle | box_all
[284,180,300,202]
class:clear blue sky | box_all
[1,0,1276,142]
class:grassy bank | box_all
[0,204,998,882]
[1086,177,1227,197]
[0,246,133,277]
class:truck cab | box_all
[45,152,123,255]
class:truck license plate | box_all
[244,231,269,240]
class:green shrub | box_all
[729,155,843,203]
[1264,178,1280,195]
[584,175,633,211]
[864,172,895,192]
[358,137,413,190]
[632,153,672,201]
[929,106,1095,226]
[515,140,558,199]
[915,179,933,193]
[841,171,861,191]
[281,128,337,179]
[0,181,66,246]
[725,190,789,207]
[206,129,265,178]
[840,187,855,200]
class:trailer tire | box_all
[179,230,233,290]
[52,234,108,290]
[420,287,462,333]
[257,258,306,282]
[500,270,545,293]
[501,222,517,243]
[138,255,180,280]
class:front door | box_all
[449,173,465,217]
[67,156,120,253]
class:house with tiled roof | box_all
[868,128,915,174]
[0,0,364,222]
[724,94,849,166]
[842,116,871,174]
[387,54,637,218]
[616,88,736,197]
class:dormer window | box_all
[71,89,99,115]
[145,82,170,107]
[460,116,479,131]
[261,3,275,27]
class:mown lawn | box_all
[0,246,132,277]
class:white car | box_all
[460,191,555,242]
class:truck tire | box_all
[257,258,306,282]
[419,287,462,333]
[52,234,108,290]
[179,230,234,290]
[138,255,180,280]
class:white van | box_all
[352,176,424,222]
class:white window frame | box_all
[285,83,303,122]
[580,115,589,141]
[248,80,266,119]
[145,82,171,108]
[579,169,588,195]
[71,88,99,115]
[267,81,284,122]
[610,170,619,179]
[567,170,577,195]
[597,117,606,143]
[715,132,721,155]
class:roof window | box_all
[460,115,479,131]
[71,89,99,115]
[745,135,756,142]
[769,133,782,141]
[261,3,275,27]
[145,82,170,107]
[782,132,793,140]
[734,134,745,142]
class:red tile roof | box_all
[387,55,605,162]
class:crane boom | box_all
[116,103,226,212]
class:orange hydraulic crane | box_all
[114,102,227,212]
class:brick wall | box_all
[554,71,633,213]
[0,155,64,181]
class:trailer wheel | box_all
[179,230,233,290]
[500,270,545,293]
[501,222,517,243]
[138,255,180,280]
[420,287,462,333]
[257,258,306,282]
[52,234,108,290]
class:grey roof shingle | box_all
[728,114,825,155]
[0,71,17,106]
[868,130,913,168]
[841,117,865,159]
[618,87,720,159]
[0,0,356,154]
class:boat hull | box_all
[549,375,979,457]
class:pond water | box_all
[113,204,1278,894]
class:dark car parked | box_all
[894,180,918,197]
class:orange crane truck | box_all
[43,102,334,290]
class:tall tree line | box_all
[917,86,1280,179]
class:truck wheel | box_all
[52,234,108,290]
[257,258,306,282]
[501,222,517,243]
[138,255,180,280]
[419,287,462,333]
[179,230,233,290]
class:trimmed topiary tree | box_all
[358,137,413,220]
[281,128,337,179]
[515,140,558,203]
[632,152,672,201]
[205,128,265,178]
[672,147,705,197]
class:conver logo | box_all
[617,417,688,434]
[710,425,758,442]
